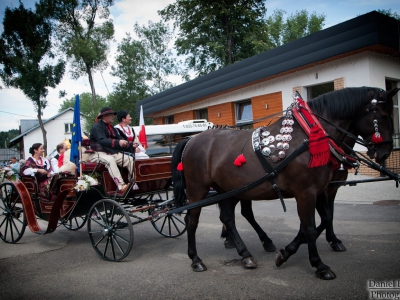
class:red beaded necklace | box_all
[119,124,132,136]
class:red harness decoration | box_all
[292,97,330,168]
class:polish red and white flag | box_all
[138,105,148,149]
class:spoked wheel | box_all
[0,182,26,243]
[87,199,133,261]
[148,196,187,238]
[61,215,87,231]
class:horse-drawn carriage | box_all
[0,142,187,262]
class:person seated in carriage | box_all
[114,110,149,159]
[21,143,55,198]
[49,142,68,173]
[88,107,138,194]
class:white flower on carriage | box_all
[74,175,98,192]
[0,167,15,182]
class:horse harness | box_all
[168,93,393,215]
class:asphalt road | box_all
[0,174,399,300]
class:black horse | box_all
[171,87,398,279]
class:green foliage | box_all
[110,21,179,124]
[134,21,181,95]
[266,10,325,48]
[377,9,400,21]
[38,0,115,106]
[159,0,267,76]
[0,3,65,153]
[59,92,108,133]
[0,130,19,148]
[159,1,325,77]
[109,33,148,125]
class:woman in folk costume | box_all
[115,110,149,159]
[21,143,55,198]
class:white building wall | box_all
[22,110,85,159]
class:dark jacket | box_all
[90,120,126,154]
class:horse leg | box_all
[221,200,276,252]
[185,207,208,272]
[220,199,240,249]
[240,200,276,252]
[219,198,257,269]
[276,195,336,280]
[324,190,346,252]
[275,224,306,266]
[274,191,337,265]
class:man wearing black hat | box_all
[89,107,137,193]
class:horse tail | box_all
[172,138,189,208]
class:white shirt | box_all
[115,124,149,158]
[23,156,54,176]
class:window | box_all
[65,123,73,133]
[307,82,334,101]
[195,108,208,120]
[236,100,253,129]
[386,79,399,148]
[164,116,174,124]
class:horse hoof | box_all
[316,269,337,280]
[191,261,207,272]
[242,256,257,269]
[275,250,285,267]
[263,241,276,252]
[330,242,347,252]
[224,240,236,249]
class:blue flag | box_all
[70,94,82,172]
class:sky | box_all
[0,0,399,133]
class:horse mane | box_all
[307,87,392,119]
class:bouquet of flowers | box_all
[74,175,98,192]
[0,167,16,182]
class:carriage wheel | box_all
[61,215,87,231]
[87,199,133,262]
[0,182,26,243]
[148,197,187,238]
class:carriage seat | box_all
[21,176,38,195]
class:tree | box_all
[159,0,267,76]
[377,9,400,21]
[0,3,65,154]
[134,21,182,95]
[266,10,325,48]
[159,1,325,77]
[109,33,149,125]
[109,22,181,124]
[59,92,107,133]
[39,0,115,106]
[0,129,19,149]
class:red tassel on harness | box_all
[233,154,246,167]
[177,162,184,171]
[308,126,330,168]
[372,132,383,143]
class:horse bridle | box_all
[308,99,393,151]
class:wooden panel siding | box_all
[152,117,164,125]
[174,110,195,123]
[208,103,235,125]
[251,92,283,128]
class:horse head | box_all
[356,87,399,164]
